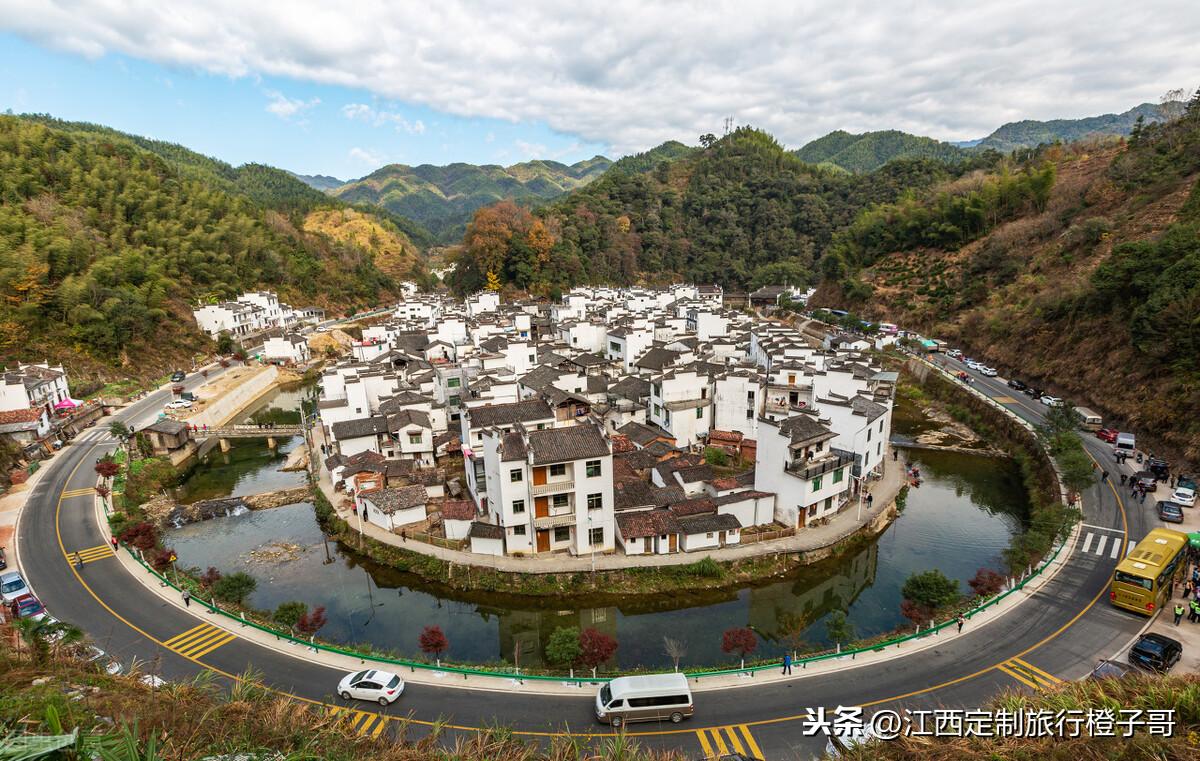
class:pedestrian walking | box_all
[1120,474,1127,485]
[956,614,965,634]
[401,529,408,543]
[1190,600,1200,623]
[1140,489,1147,504]
[866,493,874,508]
[110,536,118,550]
[782,653,793,675]
[1170,476,1176,489]
[1184,580,1193,600]
[74,551,83,569]
[182,589,191,608]
[1101,470,1109,482]
[1175,603,1185,625]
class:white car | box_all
[337,669,405,706]
[980,366,998,377]
[947,349,963,359]
[1170,487,1196,508]
[164,399,192,410]
[1,571,29,604]
[316,325,329,333]
[1040,395,1064,407]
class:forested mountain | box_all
[0,115,404,379]
[815,97,1200,460]
[793,130,967,172]
[331,157,612,242]
[973,102,1178,153]
[293,173,346,191]
[606,140,696,175]
[450,127,996,294]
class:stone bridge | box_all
[167,485,314,526]
[193,423,305,452]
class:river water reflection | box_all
[168,437,1029,668]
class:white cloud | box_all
[348,146,385,166]
[3,1,1198,154]
[342,102,425,134]
[264,89,319,119]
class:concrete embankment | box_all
[167,485,313,526]
[182,365,301,429]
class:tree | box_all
[545,626,581,668]
[119,521,159,551]
[13,617,83,664]
[419,625,449,660]
[199,567,222,588]
[296,606,328,636]
[578,628,618,671]
[825,611,855,646]
[663,636,687,672]
[901,570,961,610]
[1057,446,1096,496]
[720,627,757,666]
[108,420,130,440]
[212,571,257,605]
[94,458,120,478]
[216,332,235,356]
[485,270,502,292]
[94,483,111,506]
[273,601,308,633]
[968,568,1007,597]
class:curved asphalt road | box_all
[16,355,1159,760]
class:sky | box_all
[1,1,1197,180]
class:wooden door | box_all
[669,534,678,552]
[535,496,549,517]
[533,466,547,486]
[536,529,550,553]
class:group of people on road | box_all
[1174,566,1200,625]
[187,423,208,433]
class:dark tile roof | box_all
[466,399,554,429]
[711,490,773,506]
[616,448,662,471]
[518,365,563,392]
[670,497,716,516]
[676,512,741,534]
[608,376,651,401]
[143,419,188,435]
[617,420,662,446]
[469,521,505,540]
[774,414,836,446]
[331,415,388,441]
[441,500,476,521]
[362,484,428,514]
[500,431,527,462]
[617,509,682,539]
[527,424,609,465]
[634,347,680,371]
[614,479,687,510]
[387,409,431,430]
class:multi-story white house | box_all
[756,414,854,528]
[263,332,311,365]
[193,301,260,338]
[461,399,557,509]
[0,363,72,418]
[475,421,615,556]
[711,368,764,440]
[647,368,711,448]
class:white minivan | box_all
[595,673,694,727]
[1114,432,1136,458]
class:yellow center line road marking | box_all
[996,663,1040,690]
[1009,658,1063,686]
[50,435,1129,742]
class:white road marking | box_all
[1080,523,1125,534]
[1095,535,1108,557]
[1082,532,1094,554]
[1110,541,1121,559]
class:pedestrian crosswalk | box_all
[71,544,115,565]
[73,429,115,443]
[695,724,764,759]
[330,706,391,738]
[997,657,1063,690]
[1079,531,1126,559]
[163,622,236,659]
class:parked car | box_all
[9,593,46,621]
[1040,395,1064,407]
[170,370,186,382]
[965,360,981,370]
[1132,471,1158,491]
[980,366,998,377]
[337,669,405,706]
[947,349,963,359]
[1024,386,1043,398]
[0,571,29,603]
[1158,501,1186,524]
[180,391,198,402]
[1096,428,1119,443]
[1129,633,1182,673]
[1087,659,1132,681]
[164,399,192,410]
[1147,458,1170,481]
[1007,378,1028,391]
[316,325,329,333]
[1169,487,1196,507]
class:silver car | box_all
[1,571,29,604]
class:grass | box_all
[0,624,682,760]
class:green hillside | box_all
[816,98,1200,460]
[607,140,697,175]
[332,156,612,242]
[794,129,967,172]
[975,102,1176,153]
[292,172,346,191]
[0,115,402,380]
[451,127,992,293]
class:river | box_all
[166,388,1030,670]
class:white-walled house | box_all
[461,399,557,509]
[756,414,853,528]
[263,332,311,364]
[648,369,711,448]
[359,484,429,532]
[477,422,614,556]
[711,369,763,441]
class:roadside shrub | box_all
[545,626,582,667]
[578,628,617,670]
[213,571,257,605]
[273,601,308,632]
[901,570,961,609]
[199,567,223,588]
[683,557,723,578]
[296,606,328,636]
[119,521,159,551]
[419,625,449,659]
[148,546,175,572]
[969,568,1007,597]
[720,627,757,661]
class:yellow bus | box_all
[1110,528,1189,615]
